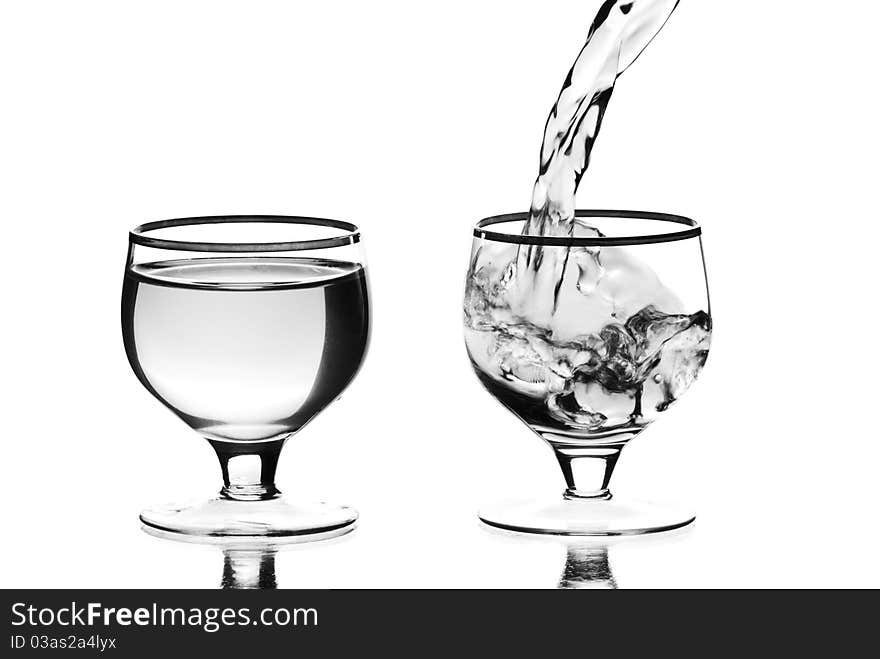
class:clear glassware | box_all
[122,215,370,539]
[464,210,711,535]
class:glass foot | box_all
[478,497,694,537]
[140,497,358,539]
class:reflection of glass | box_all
[222,548,277,589]
[143,523,352,588]
[465,211,712,535]
[123,216,370,538]
[483,522,693,588]
[558,545,616,589]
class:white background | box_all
[1,0,878,588]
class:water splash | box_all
[516,0,680,319]
[464,1,709,440]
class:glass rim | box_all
[473,210,701,246]
[129,215,361,253]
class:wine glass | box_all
[464,210,711,535]
[122,215,370,539]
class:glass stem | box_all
[209,438,286,501]
[552,444,624,500]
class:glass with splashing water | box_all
[122,216,369,539]
[464,210,711,535]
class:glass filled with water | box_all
[122,215,369,539]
